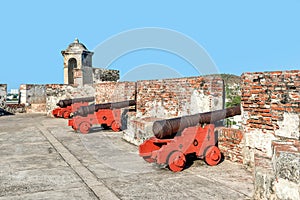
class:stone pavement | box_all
[0,114,254,199]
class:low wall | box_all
[5,104,26,113]
[0,84,7,108]
[19,84,47,113]
[241,70,300,199]
[216,127,244,164]
[46,84,95,116]
[45,82,136,116]
[123,76,225,145]
[136,76,224,118]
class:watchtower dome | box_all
[61,38,94,85]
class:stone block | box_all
[275,112,300,139]
[244,129,277,157]
[274,178,299,200]
[254,166,277,200]
[272,140,300,184]
[123,116,162,145]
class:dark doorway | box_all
[68,58,77,84]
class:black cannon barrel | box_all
[56,97,95,108]
[152,105,241,139]
[74,100,136,116]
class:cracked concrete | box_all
[0,114,254,199]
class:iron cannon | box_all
[52,97,94,119]
[139,105,241,172]
[152,105,241,139]
[56,97,95,108]
[73,100,136,117]
[69,100,136,133]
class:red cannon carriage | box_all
[68,100,136,134]
[52,97,94,119]
[139,105,241,172]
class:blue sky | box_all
[0,1,299,90]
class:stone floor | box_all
[0,114,254,199]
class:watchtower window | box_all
[68,58,77,84]
[68,58,77,69]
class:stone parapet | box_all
[241,70,300,200]
[123,76,225,144]
[136,76,224,118]
[94,81,136,103]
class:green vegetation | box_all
[221,74,242,127]
[225,85,241,107]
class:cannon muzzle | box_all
[152,105,241,139]
[73,100,136,116]
[56,97,95,108]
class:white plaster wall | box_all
[189,90,211,114]
[275,112,300,139]
[244,129,277,157]
[274,178,299,200]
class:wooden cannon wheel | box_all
[204,146,221,166]
[167,151,186,172]
[111,121,121,132]
[79,122,91,134]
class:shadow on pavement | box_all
[183,152,225,171]
[0,108,14,116]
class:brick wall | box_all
[45,82,136,116]
[123,76,225,145]
[216,127,244,164]
[136,76,224,118]
[0,84,7,109]
[94,82,136,103]
[241,70,300,199]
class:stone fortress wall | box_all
[1,69,299,200]
[124,76,225,145]
[241,70,300,199]
[16,75,225,143]
[1,37,298,199]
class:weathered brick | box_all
[242,70,300,200]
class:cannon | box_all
[52,97,94,119]
[73,100,136,116]
[68,100,136,134]
[139,105,241,172]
